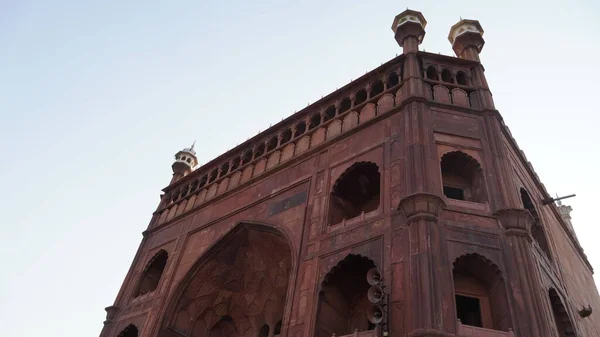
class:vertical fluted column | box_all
[496,208,553,337]
[399,193,455,337]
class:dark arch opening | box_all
[267,136,278,152]
[162,224,293,337]
[441,151,487,203]
[548,289,576,337]
[135,250,168,297]
[281,129,292,145]
[339,98,351,114]
[328,162,380,225]
[456,71,467,86]
[426,66,438,80]
[295,121,306,137]
[309,113,321,130]
[441,68,453,83]
[117,324,138,337]
[209,168,219,183]
[354,89,368,106]
[370,81,384,97]
[220,162,230,177]
[255,143,265,158]
[190,179,199,193]
[231,157,241,172]
[198,175,208,189]
[316,254,377,337]
[453,254,512,331]
[241,150,253,165]
[258,324,270,337]
[323,105,336,122]
[520,188,552,260]
[387,72,399,87]
[274,320,282,336]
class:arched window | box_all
[117,324,138,337]
[441,68,453,83]
[220,162,230,177]
[520,188,552,260]
[274,320,282,337]
[309,113,321,130]
[135,250,168,297]
[267,136,278,152]
[354,89,368,106]
[456,71,467,86]
[453,254,512,331]
[548,289,576,337]
[242,150,253,165]
[370,80,384,97]
[316,255,376,337]
[324,105,336,122]
[231,157,241,171]
[426,66,438,80]
[258,324,270,337]
[328,162,380,225]
[209,168,219,183]
[295,121,307,137]
[440,151,487,203]
[339,98,351,114]
[387,72,399,87]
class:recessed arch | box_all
[160,223,294,337]
[548,288,576,337]
[426,65,438,80]
[520,188,552,260]
[453,253,512,331]
[117,324,138,337]
[134,250,168,297]
[440,151,487,203]
[441,68,453,83]
[328,162,380,225]
[316,254,377,337]
[456,71,467,85]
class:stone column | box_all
[399,193,455,337]
[496,208,552,337]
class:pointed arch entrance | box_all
[161,223,293,337]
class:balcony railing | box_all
[457,321,514,337]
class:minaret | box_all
[557,198,578,241]
[392,9,427,99]
[448,19,494,110]
[170,142,198,184]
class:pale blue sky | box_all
[1,1,599,336]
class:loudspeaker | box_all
[368,285,384,303]
[366,267,382,286]
[367,305,384,324]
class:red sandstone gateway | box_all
[100,9,600,337]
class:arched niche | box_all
[315,254,377,337]
[520,188,552,261]
[135,250,168,297]
[453,253,512,331]
[328,162,380,225]
[548,288,576,337]
[160,223,293,337]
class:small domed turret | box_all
[171,142,198,183]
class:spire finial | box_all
[191,140,196,151]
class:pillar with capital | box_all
[495,208,553,337]
[399,193,456,337]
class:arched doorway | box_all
[315,254,377,337]
[161,224,293,337]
